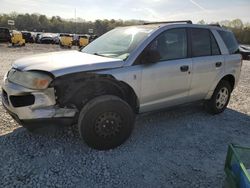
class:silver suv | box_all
[2,20,242,150]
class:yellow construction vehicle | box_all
[59,34,73,48]
[78,35,89,48]
[11,31,25,46]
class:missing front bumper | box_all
[2,77,77,121]
[3,104,75,129]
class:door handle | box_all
[215,62,222,67]
[180,65,189,72]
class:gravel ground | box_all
[0,43,250,188]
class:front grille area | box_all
[9,94,35,107]
[2,89,9,105]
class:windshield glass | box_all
[81,27,153,60]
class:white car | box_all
[2,20,242,150]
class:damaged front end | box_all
[1,69,77,127]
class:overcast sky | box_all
[0,0,250,23]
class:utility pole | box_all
[75,8,77,34]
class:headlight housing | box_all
[8,69,53,90]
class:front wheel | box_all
[205,80,232,114]
[78,95,135,150]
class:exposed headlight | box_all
[8,69,53,90]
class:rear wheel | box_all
[205,80,232,114]
[78,95,135,150]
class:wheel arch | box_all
[53,72,140,113]
[205,74,236,100]
[220,74,235,90]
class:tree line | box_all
[198,19,250,45]
[0,13,250,44]
[0,13,143,36]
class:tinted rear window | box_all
[218,30,238,54]
[191,28,211,57]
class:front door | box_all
[138,28,192,112]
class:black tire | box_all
[205,80,232,114]
[78,95,135,150]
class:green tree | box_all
[1,13,250,44]
[197,20,206,25]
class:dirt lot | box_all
[0,43,250,188]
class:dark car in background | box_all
[52,33,60,44]
[72,34,79,46]
[34,32,42,43]
[39,33,55,44]
[89,35,98,43]
[21,31,35,43]
[239,44,250,60]
[0,27,11,43]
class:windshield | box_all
[81,27,153,60]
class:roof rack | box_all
[207,24,221,27]
[143,20,192,25]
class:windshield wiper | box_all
[93,52,106,57]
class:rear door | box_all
[188,28,224,101]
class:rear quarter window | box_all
[218,30,239,54]
[210,32,221,55]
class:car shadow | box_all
[7,45,24,48]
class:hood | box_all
[13,51,124,77]
[239,45,250,52]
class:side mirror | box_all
[142,49,161,64]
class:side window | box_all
[157,28,187,61]
[210,32,221,55]
[147,28,187,62]
[191,28,211,57]
[218,30,239,54]
[135,28,187,65]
